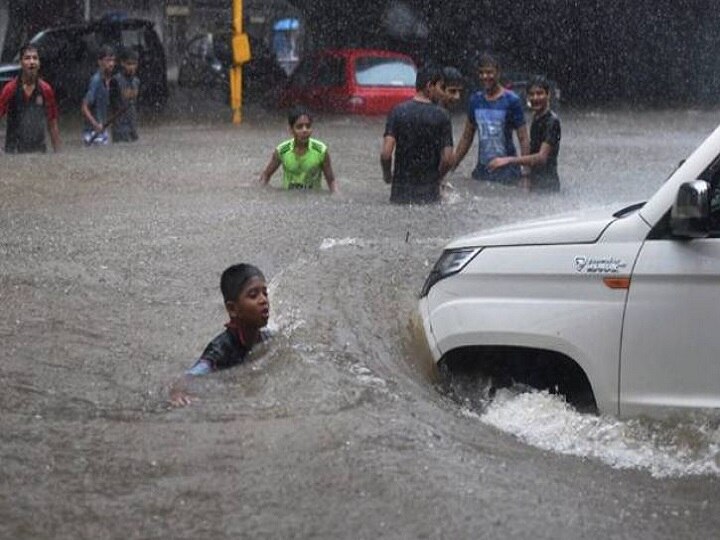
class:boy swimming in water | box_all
[169,263,271,407]
[259,106,338,193]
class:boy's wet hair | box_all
[119,47,139,62]
[97,44,116,60]
[288,105,312,126]
[528,75,551,94]
[19,43,38,59]
[478,52,500,70]
[415,64,443,91]
[442,66,464,86]
[221,263,265,303]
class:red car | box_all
[277,48,417,115]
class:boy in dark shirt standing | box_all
[81,45,115,146]
[0,43,61,153]
[109,48,140,143]
[170,264,271,407]
[488,76,561,190]
[380,65,454,204]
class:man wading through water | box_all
[0,43,61,153]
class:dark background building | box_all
[1,0,718,105]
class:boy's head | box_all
[415,64,444,102]
[527,75,551,113]
[440,66,464,108]
[18,43,40,79]
[221,264,269,327]
[119,48,139,76]
[97,44,116,76]
[477,52,500,92]
[288,105,312,143]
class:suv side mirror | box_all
[671,179,710,238]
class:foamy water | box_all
[472,388,720,478]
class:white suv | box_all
[419,123,720,418]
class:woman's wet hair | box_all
[528,75,551,94]
[221,263,265,302]
[288,106,312,126]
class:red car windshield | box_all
[354,57,415,87]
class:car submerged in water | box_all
[420,122,720,419]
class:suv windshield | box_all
[354,57,415,87]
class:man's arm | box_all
[380,135,395,184]
[322,151,338,193]
[452,119,475,169]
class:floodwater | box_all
[1,95,719,538]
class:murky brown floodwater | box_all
[2,91,719,538]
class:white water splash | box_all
[478,389,720,478]
[319,237,362,250]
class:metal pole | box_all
[230,0,243,124]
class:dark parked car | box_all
[0,15,168,107]
[178,31,288,105]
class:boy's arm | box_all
[380,135,395,184]
[322,151,338,193]
[488,142,553,170]
[0,81,14,119]
[516,124,530,156]
[168,358,212,407]
[452,119,475,169]
[48,119,61,152]
[43,84,61,152]
[259,150,281,185]
[81,99,102,132]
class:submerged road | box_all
[1,97,719,538]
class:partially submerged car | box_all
[277,48,417,115]
[420,123,720,419]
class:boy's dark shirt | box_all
[198,322,271,371]
[384,99,453,204]
[530,109,561,189]
[109,71,140,142]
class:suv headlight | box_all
[420,248,481,297]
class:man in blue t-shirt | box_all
[452,53,529,183]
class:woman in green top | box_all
[259,106,338,193]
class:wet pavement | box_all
[1,89,720,538]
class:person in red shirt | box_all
[0,43,61,153]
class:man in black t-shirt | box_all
[488,76,561,190]
[380,65,454,204]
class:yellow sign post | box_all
[231,0,251,124]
